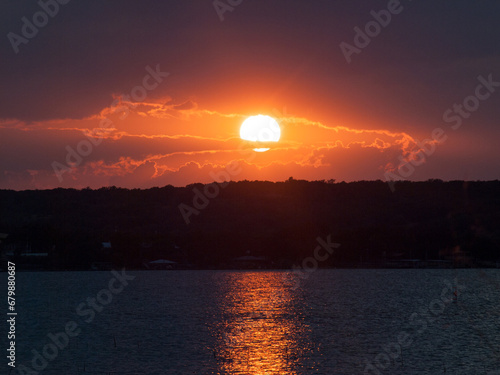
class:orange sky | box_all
[1,94,435,189]
[1,1,499,189]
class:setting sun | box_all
[2,2,500,374]
[240,115,281,152]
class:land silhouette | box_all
[1,179,499,270]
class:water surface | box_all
[8,269,500,374]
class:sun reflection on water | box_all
[212,272,308,374]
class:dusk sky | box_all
[1,0,499,190]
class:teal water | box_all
[5,269,500,374]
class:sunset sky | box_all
[1,0,499,190]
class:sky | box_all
[1,0,499,190]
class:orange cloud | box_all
[0,98,445,189]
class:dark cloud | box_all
[1,0,499,188]
[1,1,499,122]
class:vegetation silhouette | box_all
[1,179,499,270]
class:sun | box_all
[240,115,281,152]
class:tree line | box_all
[1,179,499,270]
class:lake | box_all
[7,269,500,374]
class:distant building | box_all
[101,242,112,250]
[148,259,178,270]
[20,252,48,257]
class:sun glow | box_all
[214,272,306,374]
[240,115,281,152]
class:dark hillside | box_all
[1,180,499,269]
